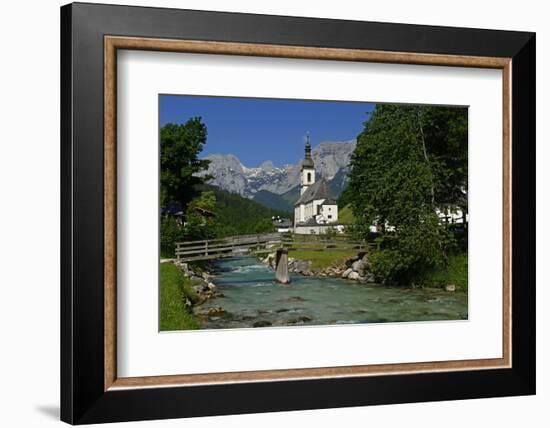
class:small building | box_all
[161,202,185,225]
[294,133,340,234]
[272,216,293,233]
[161,201,215,227]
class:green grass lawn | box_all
[424,253,468,291]
[160,263,201,331]
[338,204,356,225]
[290,250,358,270]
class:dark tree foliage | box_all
[160,189,218,257]
[160,216,185,258]
[160,117,211,209]
[182,190,218,241]
[203,185,288,237]
[418,107,468,214]
[347,104,467,285]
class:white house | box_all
[294,134,339,234]
[272,216,293,233]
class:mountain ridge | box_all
[199,140,356,202]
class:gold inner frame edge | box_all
[104,36,512,391]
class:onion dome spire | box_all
[302,132,314,169]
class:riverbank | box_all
[260,250,467,290]
[160,260,228,331]
[159,263,200,331]
[260,250,376,283]
[424,253,468,291]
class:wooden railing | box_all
[281,233,369,252]
[175,232,372,262]
[175,233,282,261]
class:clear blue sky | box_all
[160,95,375,167]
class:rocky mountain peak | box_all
[259,160,276,172]
[312,140,356,180]
[200,140,356,199]
[205,153,244,173]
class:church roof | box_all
[295,217,320,227]
[301,157,314,169]
[295,179,337,206]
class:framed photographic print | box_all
[60,2,536,424]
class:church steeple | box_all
[302,132,314,169]
[300,132,315,195]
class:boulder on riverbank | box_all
[328,255,374,283]
[289,259,312,276]
[351,259,367,276]
[173,259,222,305]
[258,250,377,285]
[445,284,456,292]
[262,252,317,276]
[341,268,353,278]
[348,271,360,280]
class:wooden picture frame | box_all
[61,2,535,424]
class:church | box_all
[294,134,339,234]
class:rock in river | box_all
[351,260,367,275]
[348,271,360,280]
[341,268,353,278]
[253,320,272,328]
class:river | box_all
[196,256,468,329]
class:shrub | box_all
[160,217,185,258]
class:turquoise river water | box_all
[197,257,468,329]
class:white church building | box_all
[294,134,340,234]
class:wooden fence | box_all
[280,233,369,252]
[175,233,370,262]
[175,233,282,262]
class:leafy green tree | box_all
[347,104,467,285]
[251,217,275,234]
[161,191,220,255]
[160,216,185,258]
[160,117,212,256]
[160,118,211,209]
[416,107,468,221]
[183,191,218,241]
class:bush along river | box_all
[182,256,468,330]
